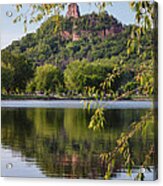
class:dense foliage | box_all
[1,51,33,94]
[3,12,132,67]
[26,64,63,95]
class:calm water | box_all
[1,101,156,180]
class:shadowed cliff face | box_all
[66,3,80,18]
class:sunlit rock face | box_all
[66,3,80,18]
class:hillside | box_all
[3,6,130,69]
[1,4,153,97]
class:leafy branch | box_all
[100,111,154,179]
[86,1,157,180]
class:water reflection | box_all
[1,107,154,179]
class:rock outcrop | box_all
[63,3,123,41]
[66,3,80,18]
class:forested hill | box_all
[1,10,152,96]
[3,12,132,69]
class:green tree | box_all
[1,51,34,93]
[64,59,115,93]
[1,63,14,94]
[29,64,63,94]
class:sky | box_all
[0,2,136,49]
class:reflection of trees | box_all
[1,108,35,154]
[1,108,154,178]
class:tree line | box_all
[1,51,135,97]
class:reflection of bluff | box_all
[62,3,123,41]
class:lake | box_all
[1,100,156,180]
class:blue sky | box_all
[0,2,136,49]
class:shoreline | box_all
[1,100,153,109]
[1,95,152,102]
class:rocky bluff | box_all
[62,3,123,41]
[66,3,80,18]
